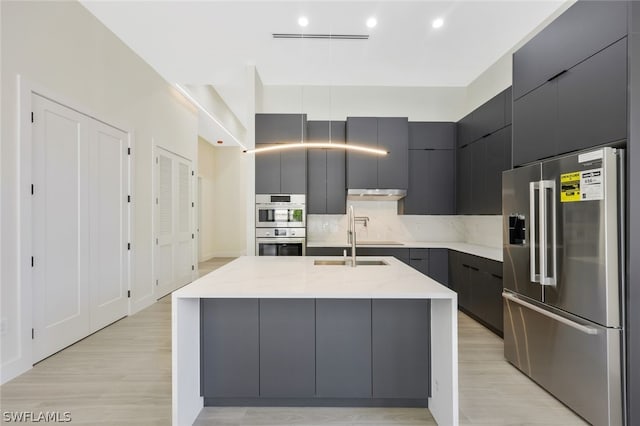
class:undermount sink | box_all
[356,241,404,246]
[313,259,388,266]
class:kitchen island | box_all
[172,256,458,425]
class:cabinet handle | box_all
[482,133,492,139]
[469,266,480,272]
[491,273,503,279]
[547,69,568,82]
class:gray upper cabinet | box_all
[504,86,512,126]
[557,37,627,154]
[307,121,346,214]
[483,126,512,214]
[513,37,627,166]
[378,118,409,189]
[457,112,475,148]
[474,91,506,139]
[408,122,456,150]
[456,144,473,214]
[513,0,627,100]
[259,299,315,397]
[405,122,455,215]
[255,113,307,194]
[346,117,408,189]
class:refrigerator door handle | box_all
[502,292,598,335]
[529,181,540,283]
[540,180,557,286]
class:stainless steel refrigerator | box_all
[502,147,625,426]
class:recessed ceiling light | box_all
[432,18,444,29]
[298,16,309,27]
[366,17,377,28]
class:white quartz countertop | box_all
[306,241,503,262]
[173,256,456,300]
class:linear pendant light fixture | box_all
[246,24,385,156]
[243,142,388,155]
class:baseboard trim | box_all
[204,397,428,408]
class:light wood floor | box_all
[0,257,586,426]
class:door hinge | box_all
[156,197,159,205]
[191,170,195,176]
[155,279,159,286]
[31,256,34,267]
[192,202,195,208]
[31,112,34,123]
[127,290,131,298]
[127,195,131,203]
[32,328,34,339]
[127,243,131,250]
[192,234,195,239]
[127,147,131,155]
[156,157,159,164]
[31,184,34,195]
[192,265,195,271]
[155,238,158,245]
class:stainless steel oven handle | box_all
[503,292,598,335]
[529,181,540,283]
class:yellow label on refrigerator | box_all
[560,171,581,202]
[560,168,604,202]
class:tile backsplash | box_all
[307,200,502,248]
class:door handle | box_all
[503,292,597,335]
[540,180,557,286]
[529,181,540,283]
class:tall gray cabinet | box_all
[255,114,308,194]
[404,122,456,215]
[307,121,346,214]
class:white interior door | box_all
[88,120,129,332]
[32,94,90,362]
[155,148,194,298]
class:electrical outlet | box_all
[0,318,7,336]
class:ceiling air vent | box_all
[272,34,369,40]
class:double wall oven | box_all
[255,194,306,256]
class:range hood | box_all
[347,189,407,201]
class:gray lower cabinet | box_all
[372,300,430,399]
[357,248,410,265]
[259,299,316,397]
[201,299,259,397]
[428,249,449,287]
[305,247,345,256]
[448,251,503,336]
[316,300,372,397]
[409,249,429,276]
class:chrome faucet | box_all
[347,205,357,267]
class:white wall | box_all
[261,85,467,122]
[198,138,248,259]
[1,1,198,383]
[198,137,217,261]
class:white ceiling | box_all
[81,0,568,132]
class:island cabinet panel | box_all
[316,300,372,397]
[201,299,260,398]
[259,299,316,397]
[372,300,430,399]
